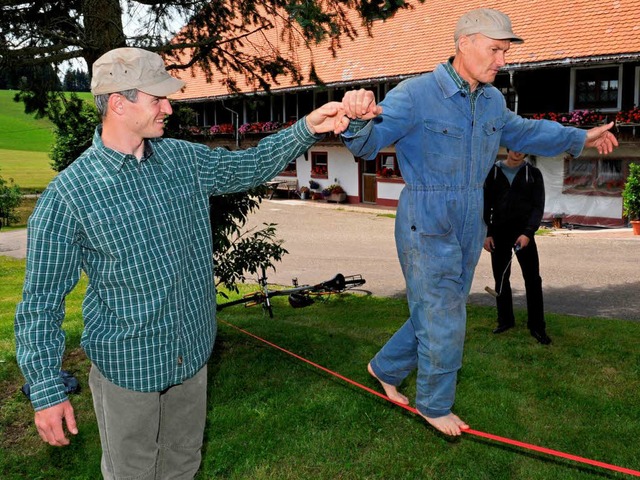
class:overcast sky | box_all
[64,3,185,75]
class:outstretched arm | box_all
[585,122,619,155]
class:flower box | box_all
[327,193,347,203]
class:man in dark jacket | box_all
[483,149,551,344]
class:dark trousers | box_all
[490,230,546,332]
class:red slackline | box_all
[220,319,640,477]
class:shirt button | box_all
[177,356,183,365]
[461,92,467,98]
[411,225,416,231]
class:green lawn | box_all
[1,256,639,479]
[0,90,55,153]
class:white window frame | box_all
[569,64,622,112]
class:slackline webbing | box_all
[220,320,640,477]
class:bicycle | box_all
[216,266,367,318]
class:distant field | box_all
[0,149,55,193]
[0,90,92,192]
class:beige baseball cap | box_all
[454,8,523,44]
[90,47,185,96]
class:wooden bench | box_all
[266,176,299,199]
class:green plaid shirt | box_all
[15,119,321,411]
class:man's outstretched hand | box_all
[306,101,351,135]
[585,122,619,155]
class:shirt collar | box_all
[443,57,489,97]
[92,126,162,173]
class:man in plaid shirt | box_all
[15,47,359,479]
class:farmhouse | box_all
[171,1,640,228]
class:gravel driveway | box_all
[244,199,640,322]
[2,198,638,321]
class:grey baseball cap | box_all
[91,47,185,96]
[454,8,523,44]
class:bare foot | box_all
[367,363,409,405]
[419,412,469,436]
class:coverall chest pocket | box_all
[482,118,506,156]
[423,121,464,175]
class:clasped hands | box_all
[305,89,382,135]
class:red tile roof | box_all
[171,1,640,101]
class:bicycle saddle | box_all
[323,273,346,292]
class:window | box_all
[314,90,329,108]
[245,95,268,123]
[494,73,517,111]
[376,152,402,178]
[284,92,298,123]
[311,152,328,178]
[298,90,314,115]
[280,159,296,176]
[271,94,284,122]
[571,66,621,111]
[380,82,400,102]
[563,157,626,196]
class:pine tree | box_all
[1,1,418,116]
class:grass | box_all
[1,256,639,479]
[0,89,56,193]
[0,89,95,193]
[0,90,55,153]
[0,150,56,193]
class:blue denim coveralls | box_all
[342,62,586,418]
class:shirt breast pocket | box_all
[85,201,152,256]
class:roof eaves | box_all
[173,72,426,103]
[174,53,640,104]
[506,53,640,71]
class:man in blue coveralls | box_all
[340,8,618,436]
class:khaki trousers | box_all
[89,364,208,480]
